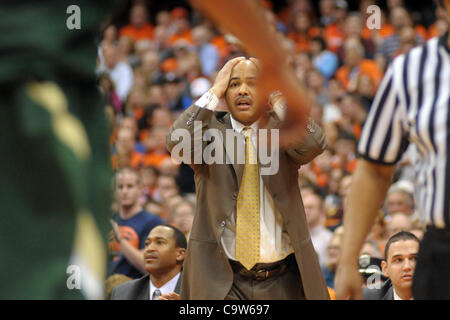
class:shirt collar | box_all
[229,115,259,134]
[393,288,413,300]
[149,272,181,300]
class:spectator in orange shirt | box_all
[323,0,348,52]
[338,93,366,140]
[167,7,193,46]
[288,11,321,53]
[112,127,145,170]
[359,1,395,46]
[144,126,171,168]
[119,3,154,41]
[336,38,383,93]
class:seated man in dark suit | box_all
[363,231,419,300]
[110,225,186,300]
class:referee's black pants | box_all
[413,226,450,299]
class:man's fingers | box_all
[224,56,245,70]
[249,57,261,70]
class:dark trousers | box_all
[225,254,305,300]
[413,226,450,299]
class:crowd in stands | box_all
[98,0,448,298]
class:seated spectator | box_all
[287,11,321,53]
[139,50,164,85]
[310,36,339,80]
[337,93,366,139]
[339,12,375,59]
[386,212,413,237]
[392,26,420,58]
[323,0,348,52]
[375,6,424,66]
[336,38,383,93]
[363,231,419,300]
[99,73,123,114]
[163,72,192,111]
[331,131,358,174]
[192,25,220,77]
[111,127,145,170]
[322,78,344,124]
[117,35,139,67]
[104,274,132,300]
[111,225,186,300]
[171,200,195,240]
[306,68,330,108]
[145,199,164,218]
[385,181,414,216]
[322,232,342,288]
[167,7,193,46]
[172,39,201,80]
[119,3,154,41]
[367,211,389,254]
[359,0,394,42]
[140,165,159,201]
[144,126,171,168]
[100,45,134,103]
[108,168,165,279]
[302,190,333,267]
[410,218,426,240]
[124,86,149,121]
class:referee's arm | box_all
[335,59,408,299]
[335,159,396,299]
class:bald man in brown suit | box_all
[167,57,329,299]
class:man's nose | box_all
[403,258,414,270]
[238,83,249,95]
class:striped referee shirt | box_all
[358,32,450,229]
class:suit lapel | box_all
[215,112,244,189]
[136,275,150,300]
[174,271,182,294]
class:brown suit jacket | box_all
[166,104,329,300]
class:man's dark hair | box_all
[384,231,420,260]
[163,224,187,249]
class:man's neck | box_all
[150,267,181,288]
[394,287,413,300]
[119,204,142,219]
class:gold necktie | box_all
[236,127,260,270]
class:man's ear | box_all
[381,260,389,278]
[176,248,186,263]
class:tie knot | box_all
[243,127,252,138]
[152,289,162,300]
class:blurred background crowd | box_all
[99,0,448,296]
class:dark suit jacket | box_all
[166,104,329,300]
[110,273,182,300]
[363,279,394,300]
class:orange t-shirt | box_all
[119,23,154,41]
[143,152,171,168]
[167,30,194,46]
[361,23,395,41]
[288,26,321,53]
[324,23,345,53]
[335,59,383,92]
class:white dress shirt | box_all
[195,90,294,264]
[149,272,181,300]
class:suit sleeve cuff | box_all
[194,90,219,111]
